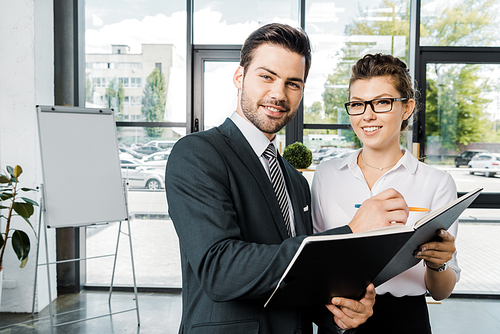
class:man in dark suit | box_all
[166,23,409,334]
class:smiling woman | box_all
[311,53,461,334]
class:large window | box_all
[80,0,500,296]
[193,0,299,44]
[85,1,187,288]
[303,0,410,155]
[417,0,500,295]
[420,0,500,47]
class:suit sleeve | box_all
[166,135,351,302]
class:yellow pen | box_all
[408,207,430,212]
[354,204,430,212]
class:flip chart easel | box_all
[32,105,140,331]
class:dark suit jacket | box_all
[166,118,352,334]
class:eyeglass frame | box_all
[344,97,408,115]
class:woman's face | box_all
[349,76,414,152]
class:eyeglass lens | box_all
[348,99,393,114]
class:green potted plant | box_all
[283,142,313,170]
[0,165,38,306]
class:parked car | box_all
[143,140,177,151]
[120,158,143,168]
[121,159,165,189]
[321,150,355,163]
[314,148,352,164]
[312,148,339,164]
[468,153,500,177]
[119,145,143,159]
[141,151,170,170]
[455,150,488,167]
[312,147,334,160]
[132,145,164,158]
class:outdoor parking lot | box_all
[86,162,500,295]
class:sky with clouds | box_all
[85,0,499,122]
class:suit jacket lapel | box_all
[218,118,290,240]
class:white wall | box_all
[0,0,57,312]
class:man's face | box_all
[233,43,306,140]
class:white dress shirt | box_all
[311,148,461,296]
[230,112,296,236]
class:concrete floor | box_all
[1,291,500,333]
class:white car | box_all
[320,150,355,163]
[143,140,176,151]
[468,153,500,177]
[141,151,170,170]
[121,158,165,189]
[312,148,339,164]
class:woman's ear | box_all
[403,98,416,120]
[233,66,244,89]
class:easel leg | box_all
[44,215,55,332]
[126,218,141,326]
[108,221,122,304]
[122,180,140,326]
[32,186,44,317]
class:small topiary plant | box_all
[283,142,312,169]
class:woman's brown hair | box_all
[349,53,417,131]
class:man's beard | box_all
[239,85,297,135]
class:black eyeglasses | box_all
[344,97,407,115]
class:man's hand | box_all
[348,188,409,233]
[325,284,376,330]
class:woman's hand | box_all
[414,229,455,269]
[415,229,457,300]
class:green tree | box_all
[420,0,497,47]
[421,0,496,152]
[105,78,124,120]
[426,64,492,151]
[142,67,167,138]
[318,0,410,148]
[318,0,497,152]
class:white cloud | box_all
[84,8,349,113]
[92,14,103,27]
[86,12,187,54]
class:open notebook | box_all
[265,188,482,309]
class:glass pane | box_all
[420,0,500,47]
[425,63,500,295]
[193,0,299,44]
[86,218,182,288]
[303,128,360,166]
[424,63,500,192]
[86,126,183,287]
[304,0,410,125]
[455,211,500,294]
[202,60,287,155]
[203,61,239,130]
[85,1,186,124]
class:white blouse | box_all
[311,149,461,296]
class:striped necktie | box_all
[263,144,293,237]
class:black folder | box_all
[265,188,482,308]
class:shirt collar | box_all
[398,149,418,174]
[345,148,417,174]
[230,112,276,157]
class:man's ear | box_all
[233,66,244,89]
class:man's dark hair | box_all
[240,23,312,82]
